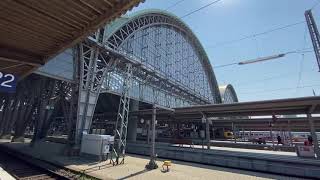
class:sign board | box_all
[296,145,315,158]
[0,72,17,93]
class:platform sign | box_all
[0,72,17,93]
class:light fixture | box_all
[238,53,286,65]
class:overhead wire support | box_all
[213,48,313,69]
[305,9,320,71]
[111,63,133,165]
[295,23,308,91]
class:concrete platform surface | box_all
[0,139,308,180]
[0,166,16,180]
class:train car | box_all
[214,128,234,139]
[223,131,234,139]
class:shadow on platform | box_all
[127,153,310,180]
[0,139,313,180]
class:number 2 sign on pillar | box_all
[0,72,17,93]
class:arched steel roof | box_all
[219,84,238,103]
[104,9,222,103]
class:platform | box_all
[0,166,15,180]
[127,141,320,179]
[0,139,308,180]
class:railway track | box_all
[0,146,92,180]
[0,150,70,180]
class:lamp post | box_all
[146,104,158,170]
[145,104,175,170]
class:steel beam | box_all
[75,42,114,146]
[305,10,320,71]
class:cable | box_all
[296,25,308,91]
[114,0,222,51]
[208,21,306,49]
[233,66,318,88]
[238,84,320,95]
[253,35,261,58]
[165,0,187,10]
[121,2,304,56]
[180,0,222,19]
[213,62,238,69]
[311,0,320,10]
[296,54,305,88]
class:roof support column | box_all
[75,42,113,147]
[202,113,210,149]
[270,125,275,150]
[307,108,320,158]
[232,122,237,143]
[287,120,293,147]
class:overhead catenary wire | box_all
[165,0,187,10]
[238,84,320,95]
[208,21,306,49]
[123,24,313,98]
[233,66,318,88]
[122,1,304,57]
[115,0,223,48]
[180,0,222,19]
[311,0,320,10]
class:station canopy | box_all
[0,0,143,78]
[133,96,320,119]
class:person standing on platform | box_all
[304,135,313,146]
[277,135,282,145]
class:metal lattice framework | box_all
[76,40,115,145]
[219,84,238,104]
[112,63,132,165]
[74,10,224,159]
[305,10,320,71]
[103,10,222,106]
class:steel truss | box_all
[101,45,211,105]
[104,12,221,104]
[75,41,115,145]
[75,11,222,157]
[219,85,238,104]
[111,63,133,165]
[305,10,320,71]
[79,36,210,162]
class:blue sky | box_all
[127,0,320,102]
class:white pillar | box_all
[288,120,293,146]
[206,118,210,149]
[308,113,320,158]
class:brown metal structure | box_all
[0,0,143,78]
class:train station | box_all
[0,0,320,179]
